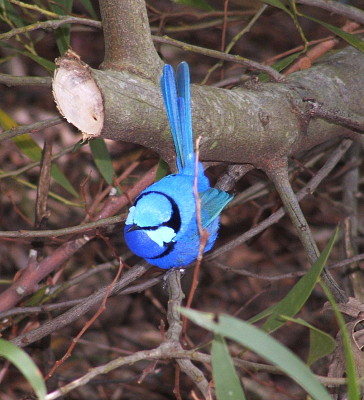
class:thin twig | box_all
[165,270,213,398]
[0,16,101,41]
[0,214,126,238]
[201,4,267,84]
[284,21,360,75]
[0,73,52,87]
[212,253,364,281]
[206,139,353,261]
[342,143,364,301]
[11,263,152,347]
[296,0,364,26]
[0,165,157,312]
[34,139,52,229]
[43,344,364,399]
[0,117,63,142]
[8,0,59,18]
[45,259,124,379]
[153,36,284,81]
[182,137,209,337]
[307,100,364,133]
[267,160,348,303]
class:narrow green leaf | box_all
[0,109,78,197]
[259,51,303,81]
[182,309,331,400]
[261,0,293,17]
[262,1,307,47]
[79,0,98,19]
[272,52,304,72]
[51,164,79,198]
[249,228,339,332]
[302,14,364,53]
[23,52,55,72]
[156,159,169,181]
[0,1,26,28]
[321,284,360,400]
[50,0,73,55]
[0,338,46,399]
[280,316,336,366]
[11,133,43,161]
[89,138,119,192]
[212,334,246,400]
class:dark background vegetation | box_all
[0,0,363,399]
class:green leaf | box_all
[79,0,98,19]
[259,51,303,81]
[0,338,46,399]
[156,159,169,181]
[212,334,246,400]
[172,0,213,11]
[52,164,79,198]
[261,0,293,17]
[89,138,120,194]
[50,0,73,55]
[23,51,55,72]
[0,109,78,198]
[262,1,307,47]
[280,316,336,366]
[249,228,339,332]
[0,0,26,28]
[321,284,360,400]
[302,14,364,53]
[181,309,331,400]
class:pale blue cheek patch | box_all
[146,227,176,247]
[126,206,135,225]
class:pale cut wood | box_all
[52,50,104,140]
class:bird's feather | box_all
[161,63,194,173]
[160,65,183,171]
[199,188,233,228]
[176,62,194,172]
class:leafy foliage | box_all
[0,339,46,399]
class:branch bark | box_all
[53,46,363,170]
[98,0,163,79]
[296,0,364,25]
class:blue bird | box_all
[124,62,233,269]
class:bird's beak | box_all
[127,224,141,232]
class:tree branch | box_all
[0,73,52,87]
[0,117,63,141]
[52,46,363,169]
[98,0,163,79]
[0,165,157,312]
[296,0,364,25]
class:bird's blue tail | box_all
[161,62,195,173]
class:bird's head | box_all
[124,191,181,259]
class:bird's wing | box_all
[160,62,194,173]
[199,188,233,228]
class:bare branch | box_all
[0,166,157,312]
[206,139,353,260]
[153,35,283,81]
[296,0,364,25]
[0,16,101,41]
[0,73,52,87]
[0,117,63,142]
